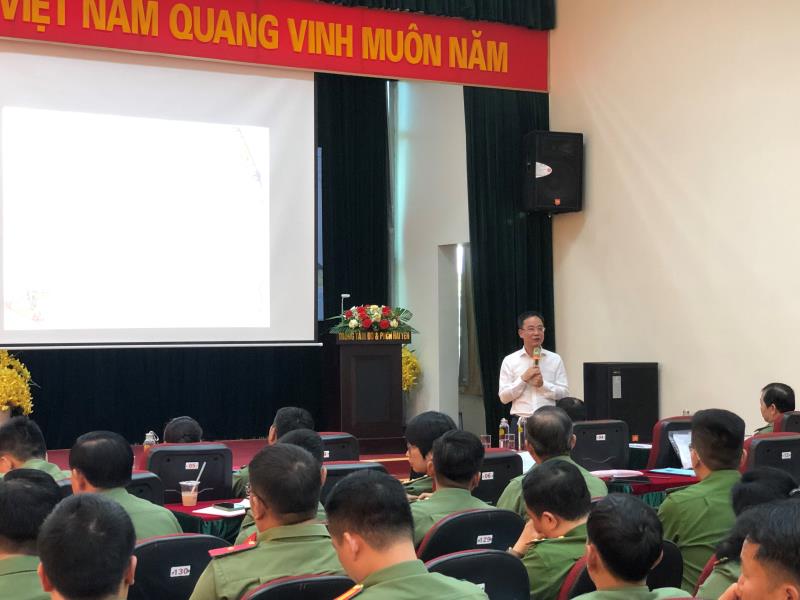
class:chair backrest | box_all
[241,575,355,600]
[426,549,530,600]
[743,432,800,480]
[647,417,692,469]
[416,508,525,562]
[57,478,72,499]
[473,449,523,505]
[319,432,360,461]
[128,533,228,600]
[128,471,165,505]
[557,556,591,600]
[146,443,233,503]
[320,461,387,504]
[774,411,800,433]
[571,420,630,470]
[693,553,717,596]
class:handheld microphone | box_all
[533,346,541,366]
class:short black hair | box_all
[587,494,663,582]
[690,409,745,471]
[325,470,413,550]
[746,500,800,585]
[517,311,545,329]
[278,428,324,467]
[556,397,587,422]
[405,411,457,457]
[762,383,795,414]
[69,431,133,489]
[0,470,61,554]
[431,430,484,485]
[0,417,47,461]
[273,406,315,438]
[523,459,591,521]
[525,406,573,458]
[163,416,203,443]
[715,467,798,560]
[38,493,135,600]
[249,443,319,521]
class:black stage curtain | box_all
[319,0,555,29]
[317,73,391,313]
[18,75,390,450]
[463,87,552,439]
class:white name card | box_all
[185,462,199,470]
[170,566,191,578]
[476,535,493,545]
[481,471,494,481]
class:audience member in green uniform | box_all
[69,430,182,540]
[190,443,343,600]
[573,494,691,599]
[409,430,491,546]
[235,428,327,544]
[402,411,457,499]
[232,406,314,498]
[754,382,794,435]
[717,500,800,600]
[497,406,607,520]
[0,470,61,600]
[0,417,68,481]
[658,409,744,592]
[698,467,798,599]
[38,493,136,600]
[326,469,489,599]
[508,460,591,600]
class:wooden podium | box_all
[325,332,408,454]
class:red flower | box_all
[379,319,390,330]
[357,306,367,315]
[382,306,391,316]
[361,318,373,329]
[344,310,353,319]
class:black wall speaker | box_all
[523,131,584,213]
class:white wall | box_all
[550,0,800,431]
[393,81,469,421]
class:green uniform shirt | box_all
[523,522,588,600]
[658,469,740,593]
[189,522,344,600]
[403,475,433,497]
[410,487,491,546]
[101,487,182,541]
[0,555,48,600]
[574,585,692,599]
[496,456,608,520]
[696,558,740,600]
[232,467,249,498]
[355,559,489,599]
[235,502,327,545]
[753,423,774,435]
[0,458,69,481]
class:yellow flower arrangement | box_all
[0,350,34,416]
[401,346,421,392]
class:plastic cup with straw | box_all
[180,461,206,507]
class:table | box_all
[166,498,245,544]
[602,470,698,508]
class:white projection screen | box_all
[0,40,316,347]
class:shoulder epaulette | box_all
[334,584,363,600]
[208,536,258,558]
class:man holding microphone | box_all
[498,311,569,430]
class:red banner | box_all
[0,0,548,91]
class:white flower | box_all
[390,319,399,328]
[348,319,359,329]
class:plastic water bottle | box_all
[499,418,509,447]
[143,430,159,450]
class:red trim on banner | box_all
[0,0,548,91]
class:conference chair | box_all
[319,431,360,461]
[320,461,387,504]
[426,549,530,600]
[557,540,683,599]
[473,449,523,505]
[646,417,692,469]
[128,533,228,600]
[416,508,525,562]
[742,432,800,480]
[241,575,355,600]
[146,443,233,503]
[773,411,800,433]
[55,471,165,504]
[571,420,630,470]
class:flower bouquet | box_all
[329,304,417,342]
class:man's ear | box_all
[781,583,800,600]
[425,457,434,478]
[250,492,267,520]
[38,563,55,593]
[539,511,558,534]
[320,466,328,487]
[585,543,599,571]
[267,425,277,445]
[739,449,748,470]
[0,454,13,474]
[650,549,664,570]
[71,468,89,493]
[343,531,361,559]
[469,471,481,491]
[569,434,577,450]
[124,555,137,586]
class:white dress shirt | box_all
[498,347,569,417]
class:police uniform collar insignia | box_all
[334,583,364,600]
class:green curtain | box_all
[317,73,391,314]
[463,87,552,439]
[319,0,555,29]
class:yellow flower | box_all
[0,350,34,416]
[390,319,399,328]
[348,319,359,329]
[401,346,421,392]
